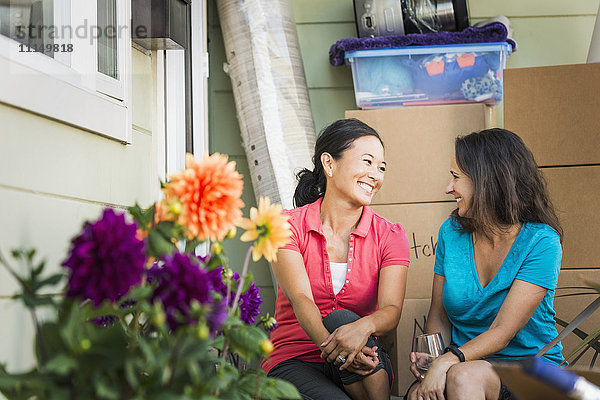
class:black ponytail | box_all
[293,118,383,207]
[293,169,325,208]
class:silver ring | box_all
[337,355,346,363]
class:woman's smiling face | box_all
[323,135,386,207]
[446,156,474,217]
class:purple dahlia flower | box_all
[208,266,227,297]
[62,208,145,306]
[239,282,262,325]
[207,297,227,334]
[92,315,119,328]
[151,252,216,330]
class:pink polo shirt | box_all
[262,198,410,373]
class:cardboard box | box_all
[504,63,600,167]
[345,104,492,205]
[379,298,431,397]
[554,269,600,368]
[372,201,457,299]
[542,166,600,268]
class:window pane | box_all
[97,0,117,79]
[0,0,55,57]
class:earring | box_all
[328,171,332,177]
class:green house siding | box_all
[0,49,157,371]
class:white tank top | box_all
[330,262,348,295]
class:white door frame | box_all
[191,0,209,157]
[162,1,209,177]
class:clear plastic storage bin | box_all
[345,42,512,109]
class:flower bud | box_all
[260,339,274,355]
[227,227,237,239]
[262,316,278,332]
[197,323,209,340]
[154,310,166,326]
[169,200,182,216]
[211,242,223,255]
[80,338,91,351]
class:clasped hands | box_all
[319,322,379,375]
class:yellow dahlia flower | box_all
[239,197,291,262]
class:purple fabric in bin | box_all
[329,22,516,66]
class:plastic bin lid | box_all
[344,42,512,59]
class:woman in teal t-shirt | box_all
[408,128,564,400]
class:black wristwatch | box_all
[444,344,466,362]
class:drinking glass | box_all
[412,332,445,375]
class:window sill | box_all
[0,37,131,144]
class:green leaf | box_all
[19,292,55,308]
[211,335,225,351]
[36,321,68,365]
[240,273,253,294]
[144,391,189,400]
[234,371,301,399]
[25,248,37,262]
[119,285,153,305]
[156,220,177,238]
[128,203,155,228]
[186,361,202,386]
[177,335,209,363]
[160,365,172,385]
[147,229,176,257]
[42,354,77,376]
[124,359,140,389]
[95,377,121,400]
[32,260,46,277]
[225,325,267,362]
[10,249,22,259]
[59,301,82,351]
[223,315,243,328]
[185,238,202,253]
[33,273,64,291]
[207,254,228,270]
[264,377,301,399]
[49,387,72,400]
[80,300,121,321]
[137,336,157,366]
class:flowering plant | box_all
[0,153,299,399]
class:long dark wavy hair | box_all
[452,128,563,241]
[293,119,384,208]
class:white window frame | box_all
[0,0,132,143]
[95,0,128,100]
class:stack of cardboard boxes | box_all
[345,62,600,394]
[346,104,495,395]
[504,63,600,367]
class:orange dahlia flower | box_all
[239,197,291,262]
[162,153,244,241]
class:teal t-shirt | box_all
[434,217,564,365]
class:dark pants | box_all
[268,309,393,400]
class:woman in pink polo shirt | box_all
[262,119,410,400]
